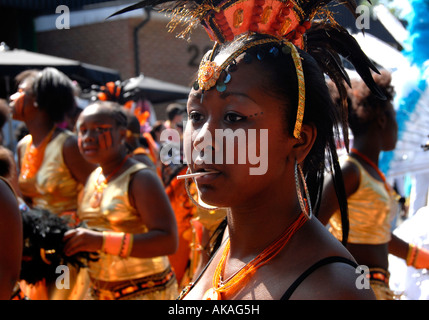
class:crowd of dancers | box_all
[1,0,429,301]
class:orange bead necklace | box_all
[202,212,308,300]
[21,126,56,180]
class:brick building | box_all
[35,5,212,88]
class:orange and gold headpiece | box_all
[196,0,310,48]
[111,0,384,140]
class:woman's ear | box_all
[376,107,387,129]
[291,123,317,164]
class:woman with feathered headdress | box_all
[111,0,384,299]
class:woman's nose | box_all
[192,121,223,164]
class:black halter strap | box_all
[281,256,358,300]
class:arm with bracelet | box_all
[63,167,178,259]
[406,243,429,269]
[64,170,177,258]
[389,234,429,269]
[102,231,134,258]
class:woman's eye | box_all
[189,111,204,123]
[225,113,246,123]
[78,127,87,135]
[95,126,111,133]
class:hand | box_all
[63,228,103,256]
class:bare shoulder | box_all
[128,165,169,206]
[290,257,375,300]
[130,165,163,190]
[132,154,156,169]
[16,134,30,158]
[62,132,80,155]
[341,158,361,190]
[289,219,376,300]
[0,179,21,226]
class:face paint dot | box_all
[193,81,199,90]
[257,50,265,60]
[216,82,227,92]
[224,73,231,84]
[269,47,279,57]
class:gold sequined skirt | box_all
[369,268,394,300]
[88,267,178,300]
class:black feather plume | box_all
[306,21,385,100]
[20,208,98,285]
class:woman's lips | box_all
[193,169,221,184]
[82,145,98,155]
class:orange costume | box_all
[329,156,396,245]
[17,130,89,300]
[18,130,82,225]
[329,155,396,299]
[78,162,178,300]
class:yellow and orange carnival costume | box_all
[329,154,396,299]
[17,129,89,300]
[78,162,178,300]
[18,130,82,226]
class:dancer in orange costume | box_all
[63,101,178,300]
[10,68,96,224]
[9,67,96,300]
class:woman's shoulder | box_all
[341,155,361,178]
[61,130,97,184]
[127,160,163,189]
[285,218,375,300]
[287,255,375,300]
[339,156,362,196]
[0,178,20,218]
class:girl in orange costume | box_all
[63,101,178,300]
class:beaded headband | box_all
[111,0,384,141]
[195,37,305,138]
